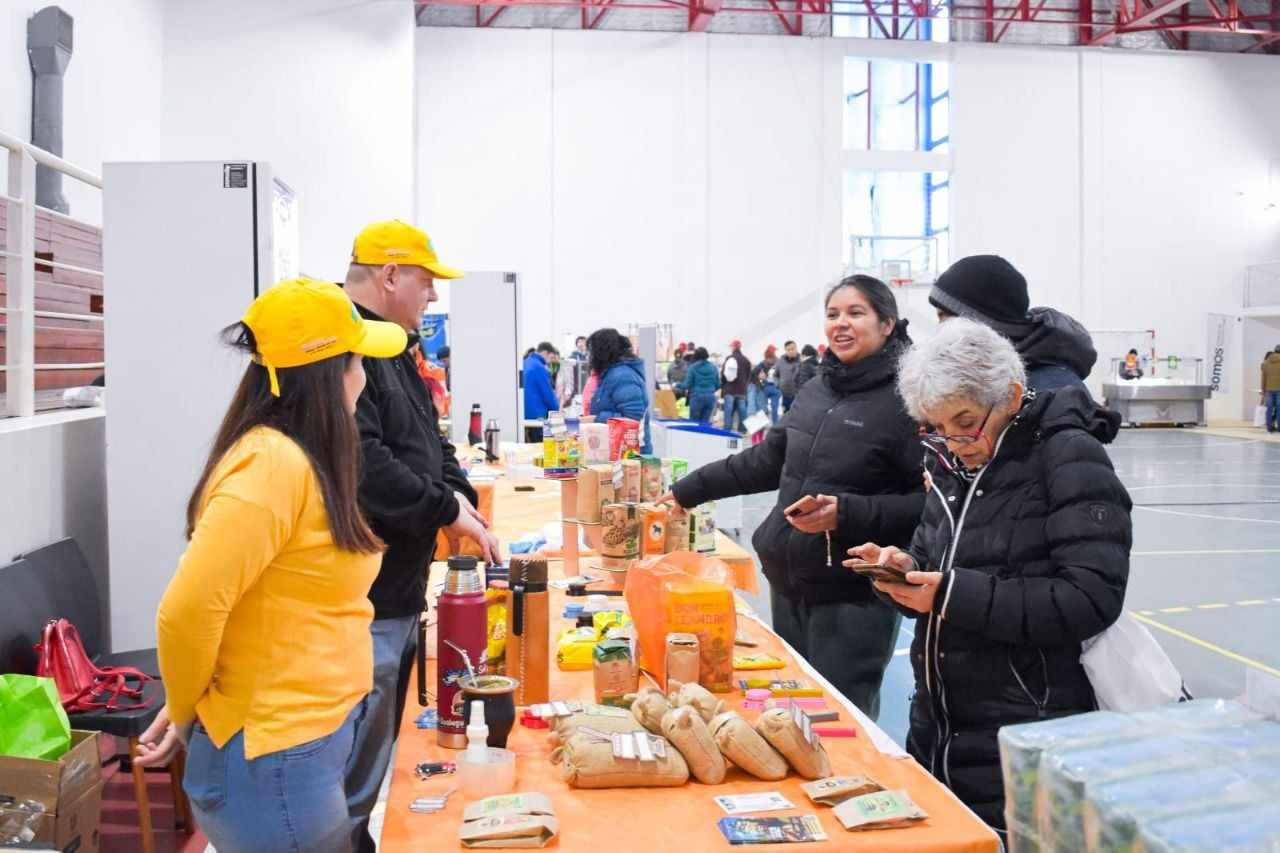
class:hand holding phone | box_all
[784,495,821,518]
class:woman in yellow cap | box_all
[133,279,407,852]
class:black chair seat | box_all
[67,674,166,740]
[100,647,160,678]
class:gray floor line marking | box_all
[1132,547,1280,556]
[1133,505,1280,526]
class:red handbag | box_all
[34,618,153,713]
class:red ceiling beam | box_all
[689,0,722,30]
[1089,0,1193,43]
[419,0,1280,44]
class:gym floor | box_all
[731,427,1280,746]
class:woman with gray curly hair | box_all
[847,318,1131,834]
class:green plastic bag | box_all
[0,674,72,760]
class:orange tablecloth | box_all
[380,479,998,852]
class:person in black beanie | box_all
[929,255,1098,393]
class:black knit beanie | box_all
[928,255,1029,326]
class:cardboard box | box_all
[0,731,102,816]
[2,782,103,853]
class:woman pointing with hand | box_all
[659,275,924,719]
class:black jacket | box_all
[353,303,478,620]
[986,307,1097,393]
[721,350,752,397]
[904,387,1130,830]
[794,356,819,391]
[672,344,924,604]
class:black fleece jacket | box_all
[353,303,478,620]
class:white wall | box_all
[0,412,109,641]
[0,0,165,223]
[160,0,416,282]
[417,28,829,356]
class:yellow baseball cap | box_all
[351,220,463,280]
[242,278,408,396]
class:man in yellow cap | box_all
[341,220,498,852]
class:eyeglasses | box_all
[919,406,994,449]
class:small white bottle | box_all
[465,700,488,765]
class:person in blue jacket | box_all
[523,342,559,421]
[678,347,720,424]
[586,327,652,453]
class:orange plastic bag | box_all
[624,553,737,693]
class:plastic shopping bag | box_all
[625,553,737,692]
[0,674,72,760]
[1254,404,1268,428]
[1080,614,1185,711]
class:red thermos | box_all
[467,403,484,446]
[436,555,487,748]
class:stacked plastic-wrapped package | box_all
[998,699,1280,852]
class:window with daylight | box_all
[840,57,952,284]
[832,2,951,41]
[843,58,950,152]
[843,170,950,283]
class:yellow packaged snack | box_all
[555,626,597,671]
[485,589,508,670]
[592,610,633,642]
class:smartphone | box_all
[785,495,821,518]
[845,559,918,586]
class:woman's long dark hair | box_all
[185,323,382,555]
[587,328,635,377]
[825,274,911,345]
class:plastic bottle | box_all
[465,700,488,765]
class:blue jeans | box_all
[746,384,763,416]
[763,384,782,424]
[782,395,795,414]
[346,614,419,852]
[689,392,718,424]
[723,394,748,432]
[1268,391,1280,430]
[184,702,362,853]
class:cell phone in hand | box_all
[785,495,821,518]
[845,559,919,586]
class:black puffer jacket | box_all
[904,386,1130,830]
[672,343,924,604]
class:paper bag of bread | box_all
[661,706,727,785]
[629,687,672,735]
[669,681,725,724]
[709,712,788,781]
[552,726,689,789]
[755,707,832,780]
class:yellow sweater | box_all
[157,427,380,760]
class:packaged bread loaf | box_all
[629,687,672,735]
[549,703,644,747]
[661,706,727,785]
[552,727,690,789]
[709,711,788,781]
[669,681,725,724]
[755,707,832,780]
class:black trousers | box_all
[769,587,901,721]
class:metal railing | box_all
[0,128,104,418]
